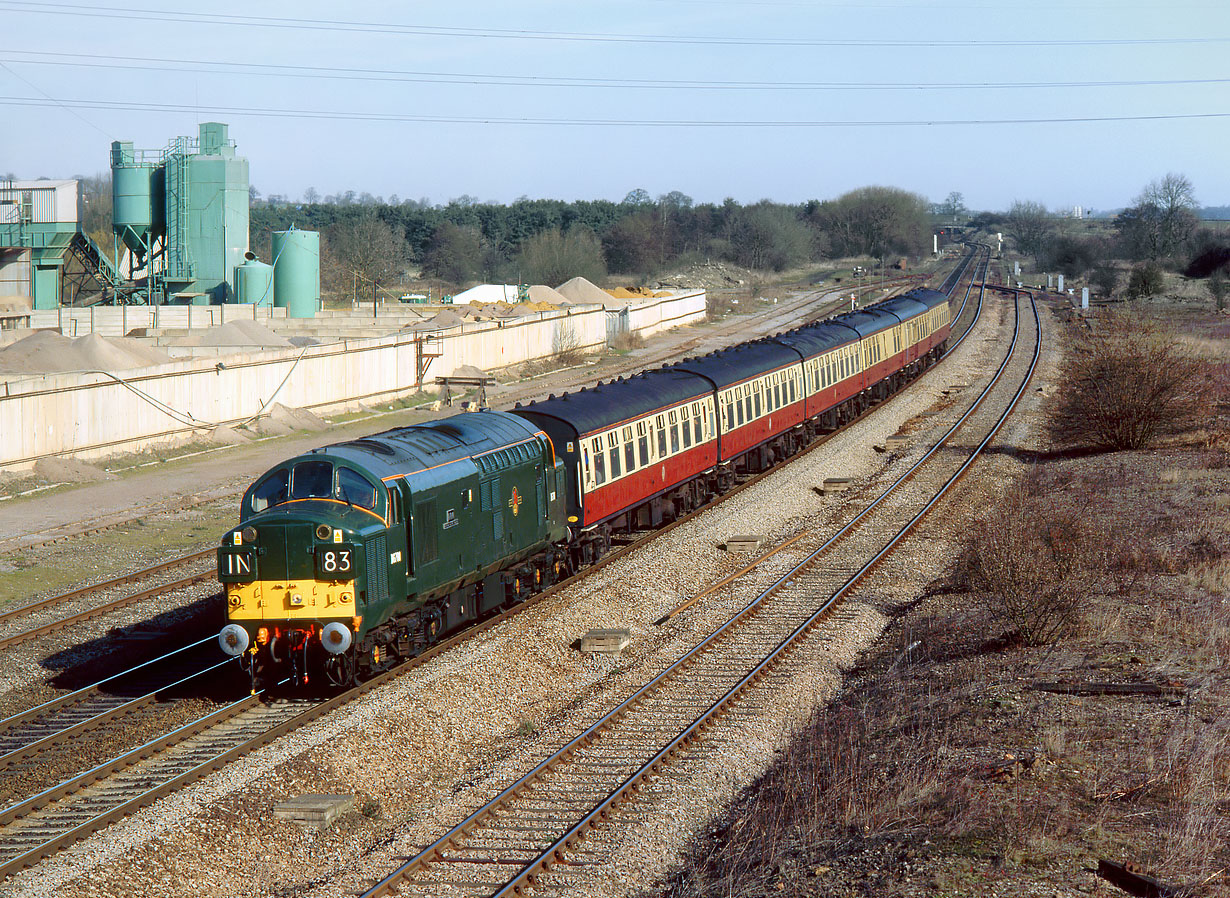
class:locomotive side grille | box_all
[493,510,504,541]
[480,475,502,512]
[417,500,439,563]
[367,535,389,603]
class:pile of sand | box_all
[556,277,611,305]
[185,320,294,348]
[209,425,251,445]
[267,403,327,433]
[0,330,172,374]
[33,456,117,483]
[607,286,671,299]
[526,285,568,307]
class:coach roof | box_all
[514,367,712,437]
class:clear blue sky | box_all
[2,0,1227,213]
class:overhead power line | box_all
[1,50,1226,93]
[2,0,1227,47]
[2,94,1227,128]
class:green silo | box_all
[110,141,158,261]
[271,226,320,318]
[234,253,274,305]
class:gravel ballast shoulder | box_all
[3,289,1017,898]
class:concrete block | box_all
[274,794,355,828]
[581,628,632,654]
[820,477,854,495]
[725,534,765,553]
[884,435,908,451]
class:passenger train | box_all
[216,287,951,688]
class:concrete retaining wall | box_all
[1,290,707,470]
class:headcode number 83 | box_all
[315,546,354,578]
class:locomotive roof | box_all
[309,410,543,478]
[670,338,803,391]
[513,367,711,437]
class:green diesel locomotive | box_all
[217,411,570,688]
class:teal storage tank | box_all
[234,253,274,305]
[110,141,157,258]
[271,226,320,318]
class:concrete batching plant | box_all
[111,122,249,305]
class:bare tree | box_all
[517,227,606,285]
[1005,200,1053,261]
[1116,173,1199,262]
[326,215,407,288]
[422,222,483,285]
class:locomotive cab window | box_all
[291,461,333,500]
[336,467,377,510]
[250,468,289,512]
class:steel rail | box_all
[490,287,1041,898]
[0,549,213,626]
[0,565,217,651]
[0,636,213,732]
[0,658,231,771]
[358,248,1011,898]
[0,250,982,881]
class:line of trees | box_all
[247,186,935,291]
[997,173,1230,303]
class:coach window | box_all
[250,468,289,512]
[657,420,668,456]
[754,388,762,418]
[594,448,606,485]
[637,422,649,466]
[743,390,752,422]
[609,433,622,478]
[681,410,692,448]
[668,410,680,453]
[624,433,636,471]
[692,404,703,443]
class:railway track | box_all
[0,250,987,882]
[0,549,216,650]
[0,268,943,558]
[356,250,1032,898]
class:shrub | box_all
[1047,312,1210,451]
[957,476,1110,646]
[1126,263,1165,299]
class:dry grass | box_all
[611,330,646,352]
[662,458,1229,895]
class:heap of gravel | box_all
[526,284,569,306]
[31,457,117,484]
[6,298,1017,898]
[182,320,293,349]
[248,403,327,437]
[0,330,172,374]
[555,276,611,305]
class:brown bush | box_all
[1047,312,1211,451]
[956,474,1112,646]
